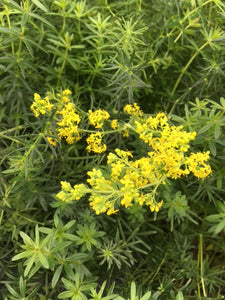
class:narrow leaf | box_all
[12,251,31,261]
[0,27,17,35]
[32,0,48,12]
[52,265,63,288]
[38,251,49,269]
[24,254,36,277]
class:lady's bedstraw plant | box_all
[31,90,211,216]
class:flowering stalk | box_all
[30,91,211,215]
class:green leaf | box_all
[12,251,31,261]
[29,12,55,28]
[35,224,40,246]
[24,254,37,277]
[220,97,225,108]
[176,292,184,300]
[130,281,136,300]
[38,251,49,269]
[198,123,212,134]
[61,277,75,290]
[31,0,48,12]
[23,39,34,57]
[215,220,225,234]
[63,233,79,241]
[58,290,74,299]
[52,265,63,288]
[209,141,217,157]
[20,231,35,246]
[216,201,225,213]
[5,283,21,298]
[64,219,76,231]
[19,276,26,297]
[28,262,42,279]
[0,27,17,35]
[205,214,221,222]
[2,0,24,11]
[51,241,72,253]
[140,291,152,300]
[214,122,221,139]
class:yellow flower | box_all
[123,129,129,137]
[115,148,133,160]
[185,151,211,179]
[31,93,54,117]
[89,194,108,215]
[86,132,107,153]
[110,160,125,181]
[57,126,81,144]
[123,103,143,118]
[56,181,88,203]
[150,200,163,212]
[111,119,118,130]
[56,102,81,144]
[88,109,110,128]
[63,89,72,96]
[45,127,58,146]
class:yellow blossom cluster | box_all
[31,90,115,152]
[123,103,143,118]
[87,169,118,215]
[107,149,164,212]
[58,89,72,103]
[111,119,118,130]
[88,109,110,128]
[133,112,211,179]
[57,102,81,144]
[56,181,88,202]
[52,102,212,216]
[185,151,211,179]
[86,132,107,153]
[56,148,165,214]
[31,90,81,146]
[31,93,54,117]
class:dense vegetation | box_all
[0,0,225,299]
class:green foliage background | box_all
[0,0,225,299]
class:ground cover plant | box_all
[0,0,225,299]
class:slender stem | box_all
[171,41,209,97]
[4,5,15,55]
[198,234,207,298]
[57,43,69,86]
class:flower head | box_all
[31,93,54,117]
[86,132,107,153]
[88,109,110,128]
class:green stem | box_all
[4,5,15,55]
[169,40,210,114]
[0,125,24,135]
[198,234,207,298]
[57,44,69,86]
[171,40,209,97]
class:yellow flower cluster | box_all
[57,102,81,144]
[53,102,211,216]
[58,89,72,103]
[88,109,110,128]
[123,103,143,118]
[31,90,81,145]
[45,127,58,147]
[87,169,118,215]
[31,93,54,117]
[111,119,118,130]
[57,181,88,202]
[107,149,164,212]
[86,132,107,153]
[185,151,211,179]
[134,112,211,179]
